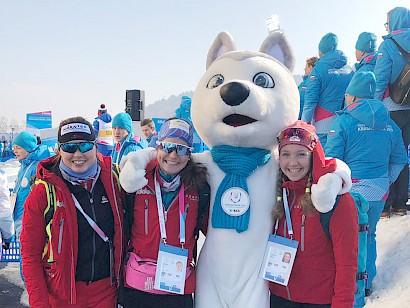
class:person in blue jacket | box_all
[112,112,147,166]
[374,6,410,216]
[12,131,52,280]
[298,57,318,120]
[301,32,353,146]
[324,71,407,300]
[93,103,114,156]
[354,32,378,74]
[175,95,208,153]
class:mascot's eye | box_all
[207,74,224,89]
[253,73,275,88]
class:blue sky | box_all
[1,0,408,127]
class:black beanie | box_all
[58,118,96,143]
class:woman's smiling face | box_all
[59,140,97,173]
[279,144,311,181]
[156,138,190,175]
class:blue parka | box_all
[13,144,52,220]
[298,75,309,120]
[301,50,353,135]
[374,7,410,111]
[112,132,147,166]
[354,52,378,74]
[324,99,407,201]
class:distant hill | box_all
[145,91,194,119]
[146,75,302,119]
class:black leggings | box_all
[270,294,331,308]
[123,287,193,308]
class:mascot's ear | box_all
[206,31,236,69]
[259,31,296,73]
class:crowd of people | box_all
[0,5,409,308]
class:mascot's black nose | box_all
[220,82,250,106]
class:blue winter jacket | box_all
[298,75,309,120]
[324,99,407,201]
[112,132,147,166]
[354,52,377,74]
[301,50,353,135]
[13,144,52,220]
[374,7,410,111]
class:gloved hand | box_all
[119,148,156,193]
[2,234,15,250]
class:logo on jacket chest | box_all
[137,188,154,195]
[186,194,199,202]
[101,195,109,204]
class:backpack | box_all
[320,192,369,307]
[388,38,410,106]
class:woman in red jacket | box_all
[21,116,124,308]
[269,121,358,308]
[121,118,208,308]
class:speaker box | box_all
[125,90,145,121]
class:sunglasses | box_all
[157,141,193,156]
[59,142,95,153]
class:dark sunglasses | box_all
[157,141,193,156]
[59,142,95,153]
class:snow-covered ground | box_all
[0,158,409,306]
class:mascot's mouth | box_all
[223,114,257,127]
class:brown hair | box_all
[272,169,316,222]
[140,118,155,128]
[306,56,318,68]
[179,159,208,190]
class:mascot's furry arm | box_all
[119,147,156,193]
[311,158,352,213]
[118,149,211,193]
[119,148,351,214]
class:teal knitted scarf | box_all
[211,145,271,232]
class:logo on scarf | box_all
[221,187,250,216]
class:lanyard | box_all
[274,188,294,239]
[154,173,186,246]
[71,193,115,284]
[71,193,109,242]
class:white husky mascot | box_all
[120,30,351,308]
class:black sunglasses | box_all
[59,142,95,153]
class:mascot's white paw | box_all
[119,147,156,193]
[311,173,342,213]
[311,158,352,213]
[333,158,352,194]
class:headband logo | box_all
[168,119,190,134]
[61,123,91,136]
[289,136,301,142]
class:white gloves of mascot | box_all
[119,147,156,193]
[311,159,352,213]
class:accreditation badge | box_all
[154,243,188,295]
[221,187,250,216]
[259,234,298,286]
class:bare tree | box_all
[0,117,8,133]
